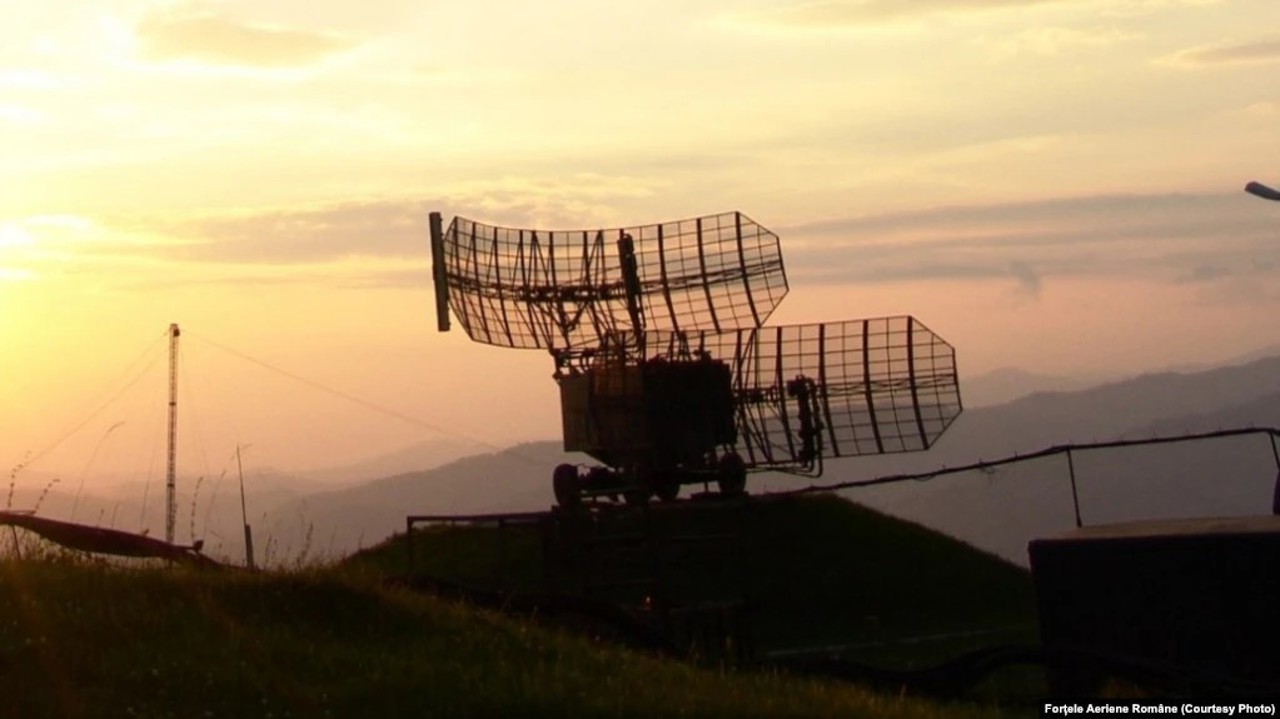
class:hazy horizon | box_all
[9,345,1279,485]
[4,0,1280,484]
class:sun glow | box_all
[0,222,36,281]
[0,221,34,248]
[2,0,1280,483]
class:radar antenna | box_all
[429,209,962,505]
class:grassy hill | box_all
[0,555,1011,718]
[349,494,1040,672]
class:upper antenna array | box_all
[432,212,789,355]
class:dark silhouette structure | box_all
[1030,516,1280,695]
[429,210,962,504]
[1245,180,1280,202]
[0,510,218,567]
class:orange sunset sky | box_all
[3,0,1280,482]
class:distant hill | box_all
[15,354,1280,568]
[295,437,488,486]
[1133,388,1280,437]
[842,355,1280,565]
[962,367,1092,407]
[828,354,1280,482]
[255,442,584,559]
[259,352,1280,565]
[3,466,338,560]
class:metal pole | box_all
[406,517,415,577]
[1066,449,1083,528]
[165,323,179,545]
[1269,433,1280,516]
[237,445,255,570]
[497,517,509,589]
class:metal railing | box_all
[404,511,547,588]
[772,426,1280,527]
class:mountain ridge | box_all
[15,353,1280,567]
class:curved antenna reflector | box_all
[667,316,962,466]
[436,212,789,351]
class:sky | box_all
[3,0,1280,483]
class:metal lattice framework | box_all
[646,316,961,466]
[438,212,788,354]
[430,209,963,476]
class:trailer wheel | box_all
[623,488,650,506]
[652,471,680,503]
[622,461,654,506]
[553,464,581,507]
[717,453,747,496]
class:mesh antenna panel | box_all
[430,209,963,503]
[433,212,789,356]
[646,317,961,466]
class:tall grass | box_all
[0,556,1009,719]
[0,494,1039,715]
[6,452,30,510]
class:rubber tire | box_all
[652,472,680,502]
[623,486,650,506]
[623,461,653,506]
[553,464,581,508]
[717,453,747,496]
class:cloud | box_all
[1176,264,1233,284]
[781,193,1262,237]
[983,26,1138,57]
[0,69,68,91]
[1244,100,1280,118]
[1096,0,1228,18]
[749,0,1063,27]
[739,0,1227,30]
[90,175,662,268]
[0,103,43,125]
[109,200,430,265]
[135,11,356,68]
[1164,38,1280,67]
[117,264,430,292]
[1009,261,1042,298]
[45,190,1280,299]
[777,192,1280,288]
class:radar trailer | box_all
[429,210,962,506]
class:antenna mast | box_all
[166,323,180,544]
